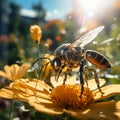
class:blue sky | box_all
[9,0,116,20]
[9,0,73,19]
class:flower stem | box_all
[9,100,14,120]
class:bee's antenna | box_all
[32,57,51,67]
[40,62,50,73]
[31,57,52,80]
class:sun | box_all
[74,0,114,18]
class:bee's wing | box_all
[54,43,70,53]
[67,26,104,49]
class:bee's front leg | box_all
[63,73,67,84]
[55,64,66,82]
[63,68,72,84]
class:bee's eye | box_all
[52,58,61,70]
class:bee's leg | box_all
[84,66,89,87]
[79,60,85,98]
[89,68,103,95]
[63,73,67,84]
[55,64,66,81]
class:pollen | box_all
[50,84,94,110]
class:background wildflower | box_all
[30,25,42,42]
[0,63,30,81]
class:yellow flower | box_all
[0,76,120,119]
[30,25,42,42]
[0,63,30,81]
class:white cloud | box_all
[20,8,36,18]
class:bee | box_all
[32,26,111,97]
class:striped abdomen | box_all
[86,50,111,69]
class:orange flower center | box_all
[50,84,94,109]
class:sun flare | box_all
[74,0,114,19]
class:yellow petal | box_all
[10,79,51,99]
[0,71,6,78]
[51,76,76,88]
[17,63,30,79]
[30,91,51,100]
[51,76,106,91]
[28,96,52,103]
[0,88,14,99]
[93,84,120,101]
[20,78,52,93]
[0,87,28,102]
[10,64,19,80]
[86,78,106,91]
[64,101,120,120]
[12,91,29,102]
[4,65,12,80]
[28,100,63,115]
